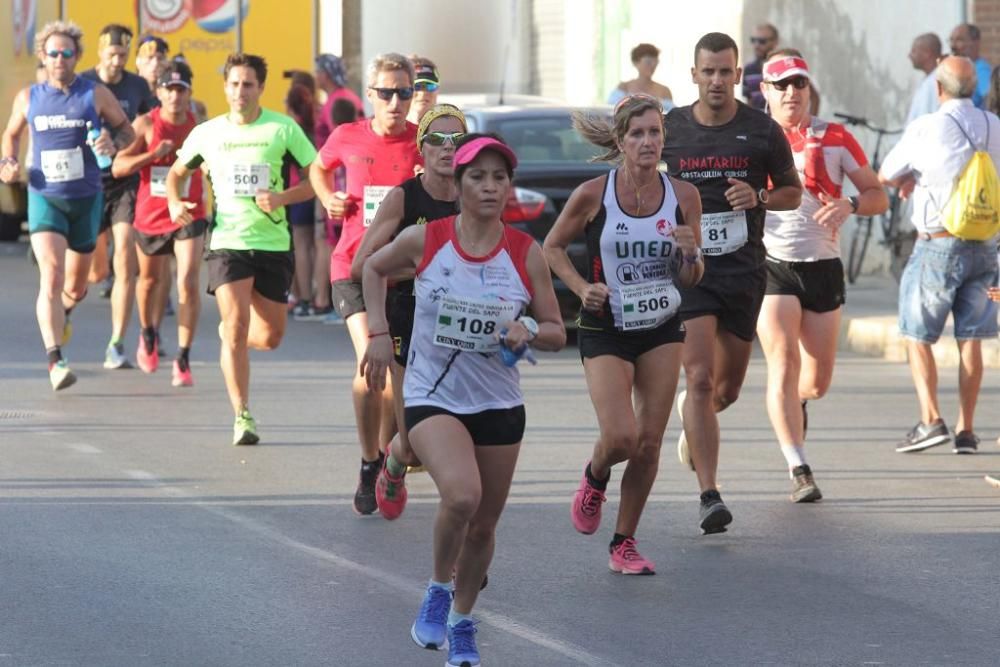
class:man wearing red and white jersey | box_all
[310,52,422,516]
[757,51,887,502]
[112,61,206,387]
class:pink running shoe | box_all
[375,456,407,520]
[136,336,159,374]
[608,537,655,575]
[571,463,606,535]
[171,359,194,387]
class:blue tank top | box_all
[28,77,102,198]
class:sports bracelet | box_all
[367,331,389,339]
[683,249,702,264]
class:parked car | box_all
[448,99,612,325]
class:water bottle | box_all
[86,121,112,169]
[498,329,537,367]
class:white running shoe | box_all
[49,360,77,391]
[103,341,132,369]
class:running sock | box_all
[610,533,630,550]
[780,443,807,474]
[385,453,407,477]
[141,327,157,354]
[109,337,123,348]
[360,456,382,473]
[46,346,62,366]
[176,347,191,372]
[448,608,473,627]
[585,461,611,491]
[429,578,454,592]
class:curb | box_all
[840,314,1000,368]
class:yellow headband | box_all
[98,30,132,52]
[417,104,467,149]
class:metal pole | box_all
[137,0,144,34]
[59,0,67,20]
[235,0,243,53]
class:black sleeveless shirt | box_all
[394,175,459,295]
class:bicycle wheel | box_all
[881,195,913,283]
[846,216,873,284]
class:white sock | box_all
[429,578,453,592]
[448,607,473,627]
[780,444,806,475]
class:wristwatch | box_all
[848,195,860,213]
[757,188,769,206]
[518,316,539,342]
[683,247,702,264]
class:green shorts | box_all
[28,190,103,253]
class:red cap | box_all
[454,137,518,170]
[763,55,811,82]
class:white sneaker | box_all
[49,360,77,391]
[676,389,695,471]
[103,341,132,369]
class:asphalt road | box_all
[1,241,997,667]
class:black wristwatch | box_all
[848,195,860,214]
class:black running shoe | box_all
[353,454,383,515]
[953,431,980,454]
[895,420,950,453]
[790,464,823,503]
[699,490,733,535]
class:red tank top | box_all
[135,107,205,235]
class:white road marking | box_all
[67,443,102,454]
[120,470,617,667]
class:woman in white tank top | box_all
[360,134,565,666]
[544,95,704,575]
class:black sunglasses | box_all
[769,77,809,91]
[369,86,414,101]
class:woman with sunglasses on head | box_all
[362,133,565,667]
[757,50,887,502]
[543,94,703,575]
[310,52,423,516]
[349,104,467,520]
[407,56,441,124]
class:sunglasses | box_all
[414,81,440,93]
[46,48,75,60]
[370,86,414,101]
[750,37,773,45]
[769,77,809,91]
[423,131,465,147]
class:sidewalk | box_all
[840,274,1000,368]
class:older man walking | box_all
[880,56,1000,455]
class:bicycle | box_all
[834,113,914,283]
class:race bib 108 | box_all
[434,295,519,352]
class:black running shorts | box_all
[679,267,767,342]
[389,290,415,366]
[332,279,366,319]
[206,248,294,304]
[764,256,846,313]
[136,219,208,257]
[405,405,526,446]
[577,317,685,363]
[99,182,137,232]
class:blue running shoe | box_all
[410,585,450,650]
[446,619,480,667]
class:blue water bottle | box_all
[498,329,537,367]
[86,121,112,169]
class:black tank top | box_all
[395,175,458,295]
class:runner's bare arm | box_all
[256,164,315,213]
[763,164,802,211]
[360,225,427,392]
[93,85,135,153]
[166,160,196,226]
[350,186,405,282]
[673,178,704,288]
[515,242,567,352]
[543,177,607,310]
[310,155,352,218]
[0,88,29,183]
[815,165,888,229]
[110,113,157,178]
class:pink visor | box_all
[763,55,811,82]
[454,137,518,170]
